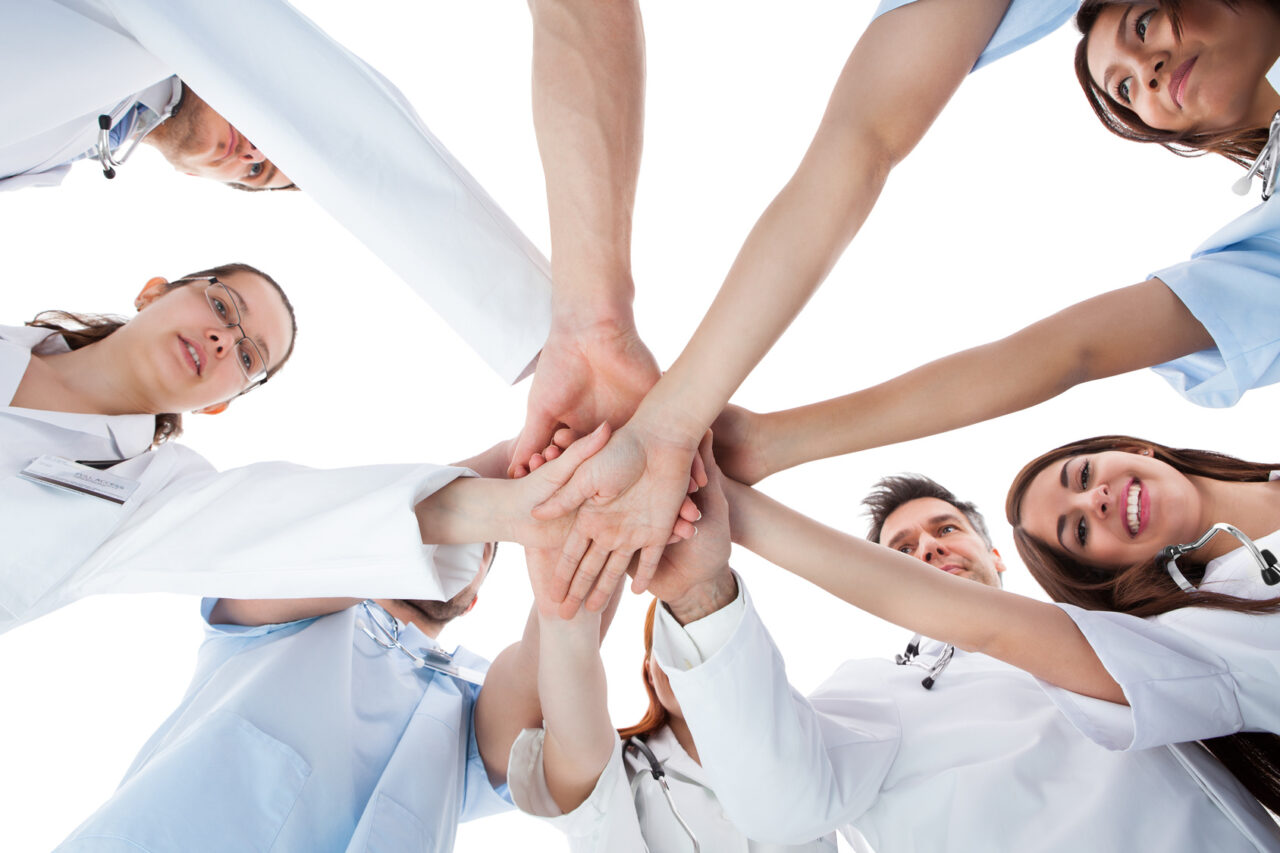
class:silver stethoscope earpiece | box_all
[1156,523,1280,592]
[94,102,167,181]
[1232,111,1280,200]
[626,736,700,853]
[896,634,954,690]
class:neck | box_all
[665,713,700,765]
[13,338,153,415]
[378,599,446,639]
[1192,475,1280,562]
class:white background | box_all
[1,2,1274,850]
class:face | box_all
[146,87,295,190]
[1086,1,1280,134]
[879,497,1005,588]
[384,547,492,628]
[1020,449,1204,570]
[646,654,684,718]
[123,270,294,413]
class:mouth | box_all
[937,564,967,576]
[1125,478,1147,537]
[179,336,203,376]
[216,125,239,165]
[1170,56,1197,109]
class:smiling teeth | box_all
[184,341,201,370]
[1126,482,1140,535]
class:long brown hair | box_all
[1006,434,1280,811]
[616,598,670,741]
[24,262,295,447]
[1074,0,1278,167]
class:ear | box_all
[1138,448,1153,456]
[196,401,230,415]
[134,277,172,311]
[991,547,1007,575]
[463,595,479,615]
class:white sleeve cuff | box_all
[652,574,746,671]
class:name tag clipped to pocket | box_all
[18,455,140,504]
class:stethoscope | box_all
[625,736,700,853]
[895,634,954,690]
[1157,523,1280,593]
[94,103,168,180]
[1232,110,1280,200]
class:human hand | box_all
[509,319,660,478]
[531,419,707,617]
[642,433,735,622]
[711,404,772,486]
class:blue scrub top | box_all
[873,0,1079,70]
[56,601,511,852]
[1152,197,1280,407]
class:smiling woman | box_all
[1075,0,1280,164]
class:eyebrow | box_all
[885,513,965,551]
[1101,6,1133,93]
[1056,515,1068,552]
[223,283,272,365]
[1059,461,1070,488]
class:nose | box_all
[239,140,265,163]
[918,534,947,564]
[1088,483,1112,518]
[1146,58,1165,91]
[205,328,236,361]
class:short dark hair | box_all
[863,474,992,548]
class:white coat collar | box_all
[644,723,711,788]
[0,324,154,459]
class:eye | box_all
[1135,8,1154,40]
[239,348,255,372]
[1076,517,1089,548]
[247,162,264,179]
[898,544,914,555]
[1116,77,1133,105]
[210,296,230,320]
[939,524,958,535]
[1079,459,1091,490]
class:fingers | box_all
[508,412,559,479]
[558,539,612,619]
[530,427,611,520]
[690,447,709,490]
[677,495,701,524]
[550,529,593,603]
[670,518,696,541]
[585,549,634,613]
[630,544,663,594]
[527,452,546,472]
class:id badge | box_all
[18,455,140,504]
[418,648,487,686]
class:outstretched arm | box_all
[535,0,1014,604]
[511,0,659,474]
[716,279,1213,483]
[723,478,1125,703]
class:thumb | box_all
[508,411,560,478]
[531,443,605,520]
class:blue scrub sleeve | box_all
[872,0,1078,70]
[461,679,515,821]
[1151,236,1280,407]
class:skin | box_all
[1086,0,1280,135]
[144,85,295,189]
[11,271,294,416]
[511,0,659,475]
[531,0,1022,610]
[709,280,1213,487]
[880,497,1005,589]
[528,434,731,814]
[1020,445,1280,568]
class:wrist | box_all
[550,281,636,333]
[664,569,737,625]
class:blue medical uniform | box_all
[873,0,1079,70]
[56,601,510,852]
[1151,197,1280,407]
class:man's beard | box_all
[398,585,476,625]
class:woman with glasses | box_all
[0,266,661,635]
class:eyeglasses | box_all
[175,276,269,387]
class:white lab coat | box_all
[507,724,843,853]
[1041,526,1280,751]
[4,0,551,382]
[0,325,487,635]
[652,583,1280,852]
[57,600,510,851]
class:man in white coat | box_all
[8,0,552,382]
[645,470,1280,851]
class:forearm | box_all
[757,279,1214,477]
[724,480,1124,702]
[537,611,617,813]
[414,477,518,545]
[476,609,543,785]
[530,0,643,324]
